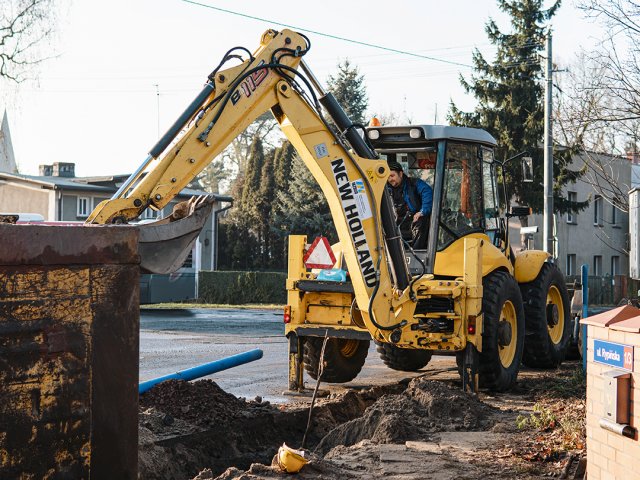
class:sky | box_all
[1,0,605,179]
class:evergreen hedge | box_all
[199,271,286,304]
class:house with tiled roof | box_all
[0,161,232,303]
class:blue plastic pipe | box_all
[581,264,589,372]
[139,348,263,394]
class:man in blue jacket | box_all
[386,161,433,249]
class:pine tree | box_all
[273,141,295,193]
[270,141,296,267]
[256,150,276,266]
[241,137,265,216]
[221,137,266,269]
[326,59,368,125]
[273,155,337,243]
[448,0,584,214]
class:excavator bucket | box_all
[137,195,215,274]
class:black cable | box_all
[207,46,254,81]
[195,36,316,139]
[186,46,256,129]
[197,61,311,142]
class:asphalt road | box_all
[139,308,455,403]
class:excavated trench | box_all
[138,377,497,480]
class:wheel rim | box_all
[339,339,360,358]
[547,285,565,344]
[498,300,518,368]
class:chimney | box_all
[52,162,75,177]
[39,164,53,176]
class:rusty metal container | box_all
[0,224,140,479]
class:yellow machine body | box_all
[80,28,562,393]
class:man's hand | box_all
[413,211,423,223]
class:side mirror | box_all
[510,205,532,217]
[522,157,533,182]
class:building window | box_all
[611,256,620,276]
[612,204,619,226]
[593,255,602,276]
[566,254,576,276]
[143,208,159,220]
[593,195,603,226]
[77,197,90,217]
[567,192,577,224]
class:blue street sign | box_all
[593,339,634,371]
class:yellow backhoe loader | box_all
[87,28,571,392]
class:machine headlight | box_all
[409,128,422,139]
[367,129,380,140]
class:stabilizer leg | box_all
[462,343,479,394]
[287,333,305,392]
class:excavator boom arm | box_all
[87,29,406,338]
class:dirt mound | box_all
[315,377,495,454]
[139,380,398,479]
[139,379,247,428]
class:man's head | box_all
[387,161,404,187]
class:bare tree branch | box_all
[0,0,61,82]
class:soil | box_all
[138,361,586,480]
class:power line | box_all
[179,0,474,69]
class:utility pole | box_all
[543,31,554,257]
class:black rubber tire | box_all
[478,270,525,392]
[303,337,369,383]
[375,341,433,372]
[519,263,572,368]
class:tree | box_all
[576,1,640,142]
[273,155,337,243]
[273,141,295,193]
[577,0,640,132]
[448,0,584,214]
[326,59,368,125]
[555,54,634,211]
[1,0,61,82]
[269,141,296,267]
[255,148,276,266]
[552,1,640,212]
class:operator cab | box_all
[366,124,500,275]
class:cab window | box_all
[437,142,484,250]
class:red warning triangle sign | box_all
[303,236,337,269]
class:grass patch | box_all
[516,403,558,431]
[542,367,586,399]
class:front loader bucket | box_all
[138,195,215,274]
